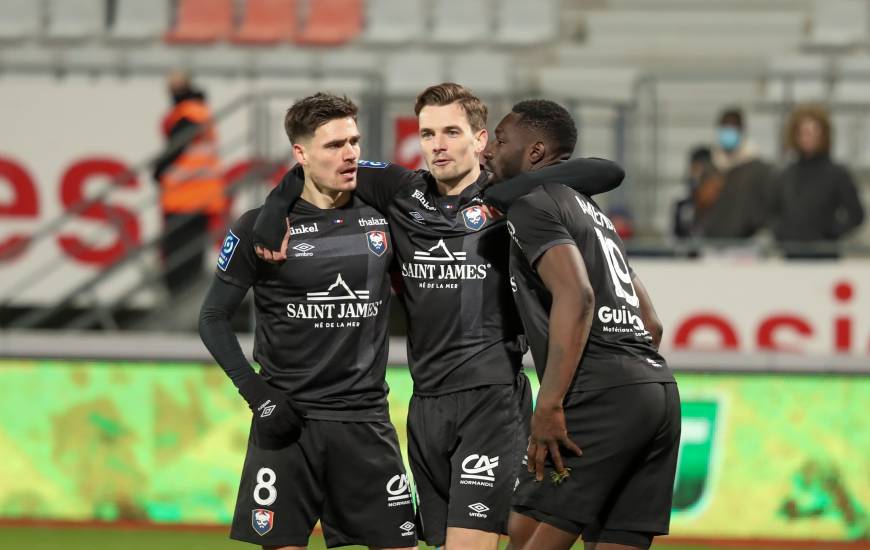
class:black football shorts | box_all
[230,418,416,547]
[408,371,532,546]
[514,382,681,538]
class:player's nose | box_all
[342,142,358,160]
[482,143,494,160]
[432,134,448,151]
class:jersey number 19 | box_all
[594,227,639,307]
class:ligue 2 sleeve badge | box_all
[252,508,274,536]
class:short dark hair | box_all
[718,107,744,129]
[414,82,487,132]
[284,92,358,143]
[511,99,578,156]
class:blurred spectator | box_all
[152,70,225,295]
[770,104,865,259]
[698,108,775,240]
[673,146,723,238]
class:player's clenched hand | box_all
[238,376,304,450]
[528,404,582,482]
[254,218,291,263]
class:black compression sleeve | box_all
[198,277,256,388]
[483,157,625,212]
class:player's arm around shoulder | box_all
[483,157,624,212]
[252,166,304,258]
[354,160,416,212]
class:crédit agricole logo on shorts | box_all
[285,273,381,328]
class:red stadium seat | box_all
[165,0,234,44]
[296,0,362,46]
[232,0,297,45]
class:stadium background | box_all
[1,0,869,548]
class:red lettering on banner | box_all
[834,281,853,353]
[394,117,425,169]
[57,158,140,266]
[673,314,739,350]
[0,156,38,261]
[757,315,813,352]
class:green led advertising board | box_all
[0,360,866,542]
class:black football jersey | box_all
[353,161,523,395]
[216,196,393,420]
[507,183,675,391]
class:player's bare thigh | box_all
[515,521,578,550]
[505,510,539,550]
[445,526,500,550]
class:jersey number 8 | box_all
[254,467,277,506]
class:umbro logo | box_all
[293,242,315,257]
[468,503,489,514]
[260,405,276,418]
[399,521,415,536]
[468,502,489,518]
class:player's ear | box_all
[529,141,546,165]
[474,128,488,155]
[292,143,307,166]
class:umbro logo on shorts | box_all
[399,521,415,536]
[468,502,489,518]
[460,454,499,487]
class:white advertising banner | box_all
[633,259,870,361]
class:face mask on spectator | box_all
[717,126,741,152]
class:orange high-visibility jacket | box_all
[159,99,226,215]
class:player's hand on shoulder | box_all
[254,218,291,264]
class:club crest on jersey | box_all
[252,509,274,536]
[217,230,240,271]
[366,230,388,257]
[462,205,487,231]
